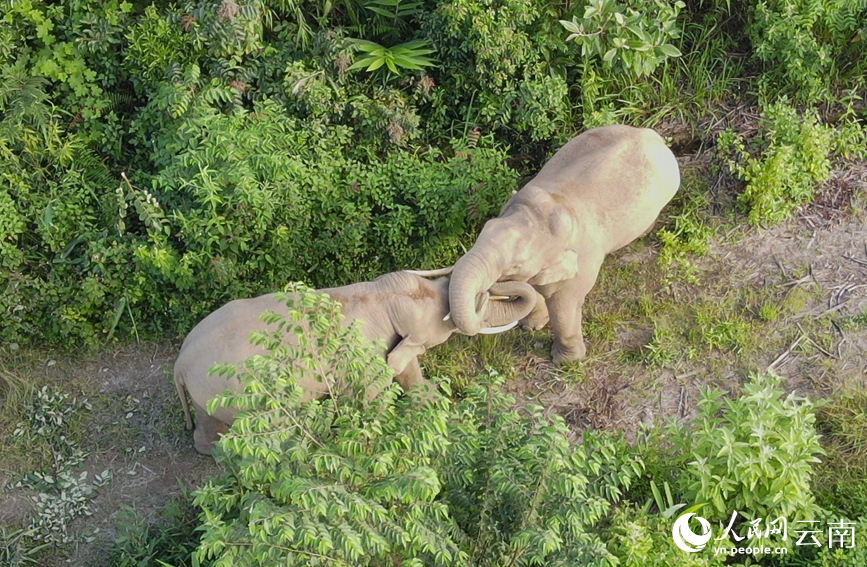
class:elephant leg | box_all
[521,290,549,331]
[542,257,604,364]
[393,357,436,401]
[192,401,228,456]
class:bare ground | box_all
[0,343,217,566]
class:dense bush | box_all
[606,505,724,567]
[193,286,642,566]
[2,0,865,351]
[718,99,835,226]
[748,0,867,103]
[679,372,824,525]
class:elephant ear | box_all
[547,204,575,239]
[386,336,426,376]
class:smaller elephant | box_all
[174,271,536,455]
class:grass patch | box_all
[423,331,529,394]
[814,388,867,519]
[840,307,867,332]
[108,496,201,567]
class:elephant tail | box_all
[174,365,193,430]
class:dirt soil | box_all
[2,156,865,566]
[0,344,218,566]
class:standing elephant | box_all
[174,271,536,454]
[446,124,680,364]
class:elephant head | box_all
[440,205,562,337]
[380,273,537,379]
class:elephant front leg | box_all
[542,259,603,364]
[393,357,437,401]
[520,289,549,331]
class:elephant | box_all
[173,270,536,455]
[443,124,680,364]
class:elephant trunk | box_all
[449,250,505,336]
[482,281,536,329]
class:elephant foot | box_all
[193,427,217,456]
[551,339,586,365]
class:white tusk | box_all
[443,313,451,321]
[479,320,519,334]
[488,295,512,301]
[406,267,454,277]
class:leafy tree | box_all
[194,285,643,566]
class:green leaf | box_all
[659,44,682,57]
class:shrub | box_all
[193,286,642,567]
[418,0,574,150]
[718,99,834,226]
[679,372,824,531]
[748,0,867,103]
[128,97,520,334]
[606,505,724,567]
[560,0,684,79]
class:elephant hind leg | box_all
[192,402,228,456]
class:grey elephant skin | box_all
[448,124,680,364]
[174,271,536,455]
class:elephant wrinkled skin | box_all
[174,271,536,455]
[448,124,680,364]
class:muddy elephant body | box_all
[448,125,680,363]
[174,271,535,454]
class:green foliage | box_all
[128,97,517,332]
[813,389,867,520]
[657,192,714,286]
[693,301,751,354]
[195,284,456,566]
[110,499,202,567]
[679,372,824,529]
[719,99,835,226]
[2,0,865,363]
[440,396,642,566]
[419,0,573,147]
[0,525,49,567]
[606,505,724,567]
[637,323,681,367]
[9,387,112,547]
[767,514,867,566]
[193,287,642,567]
[348,38,436,75]
[747,0,867,103]
[561,0,685,78]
